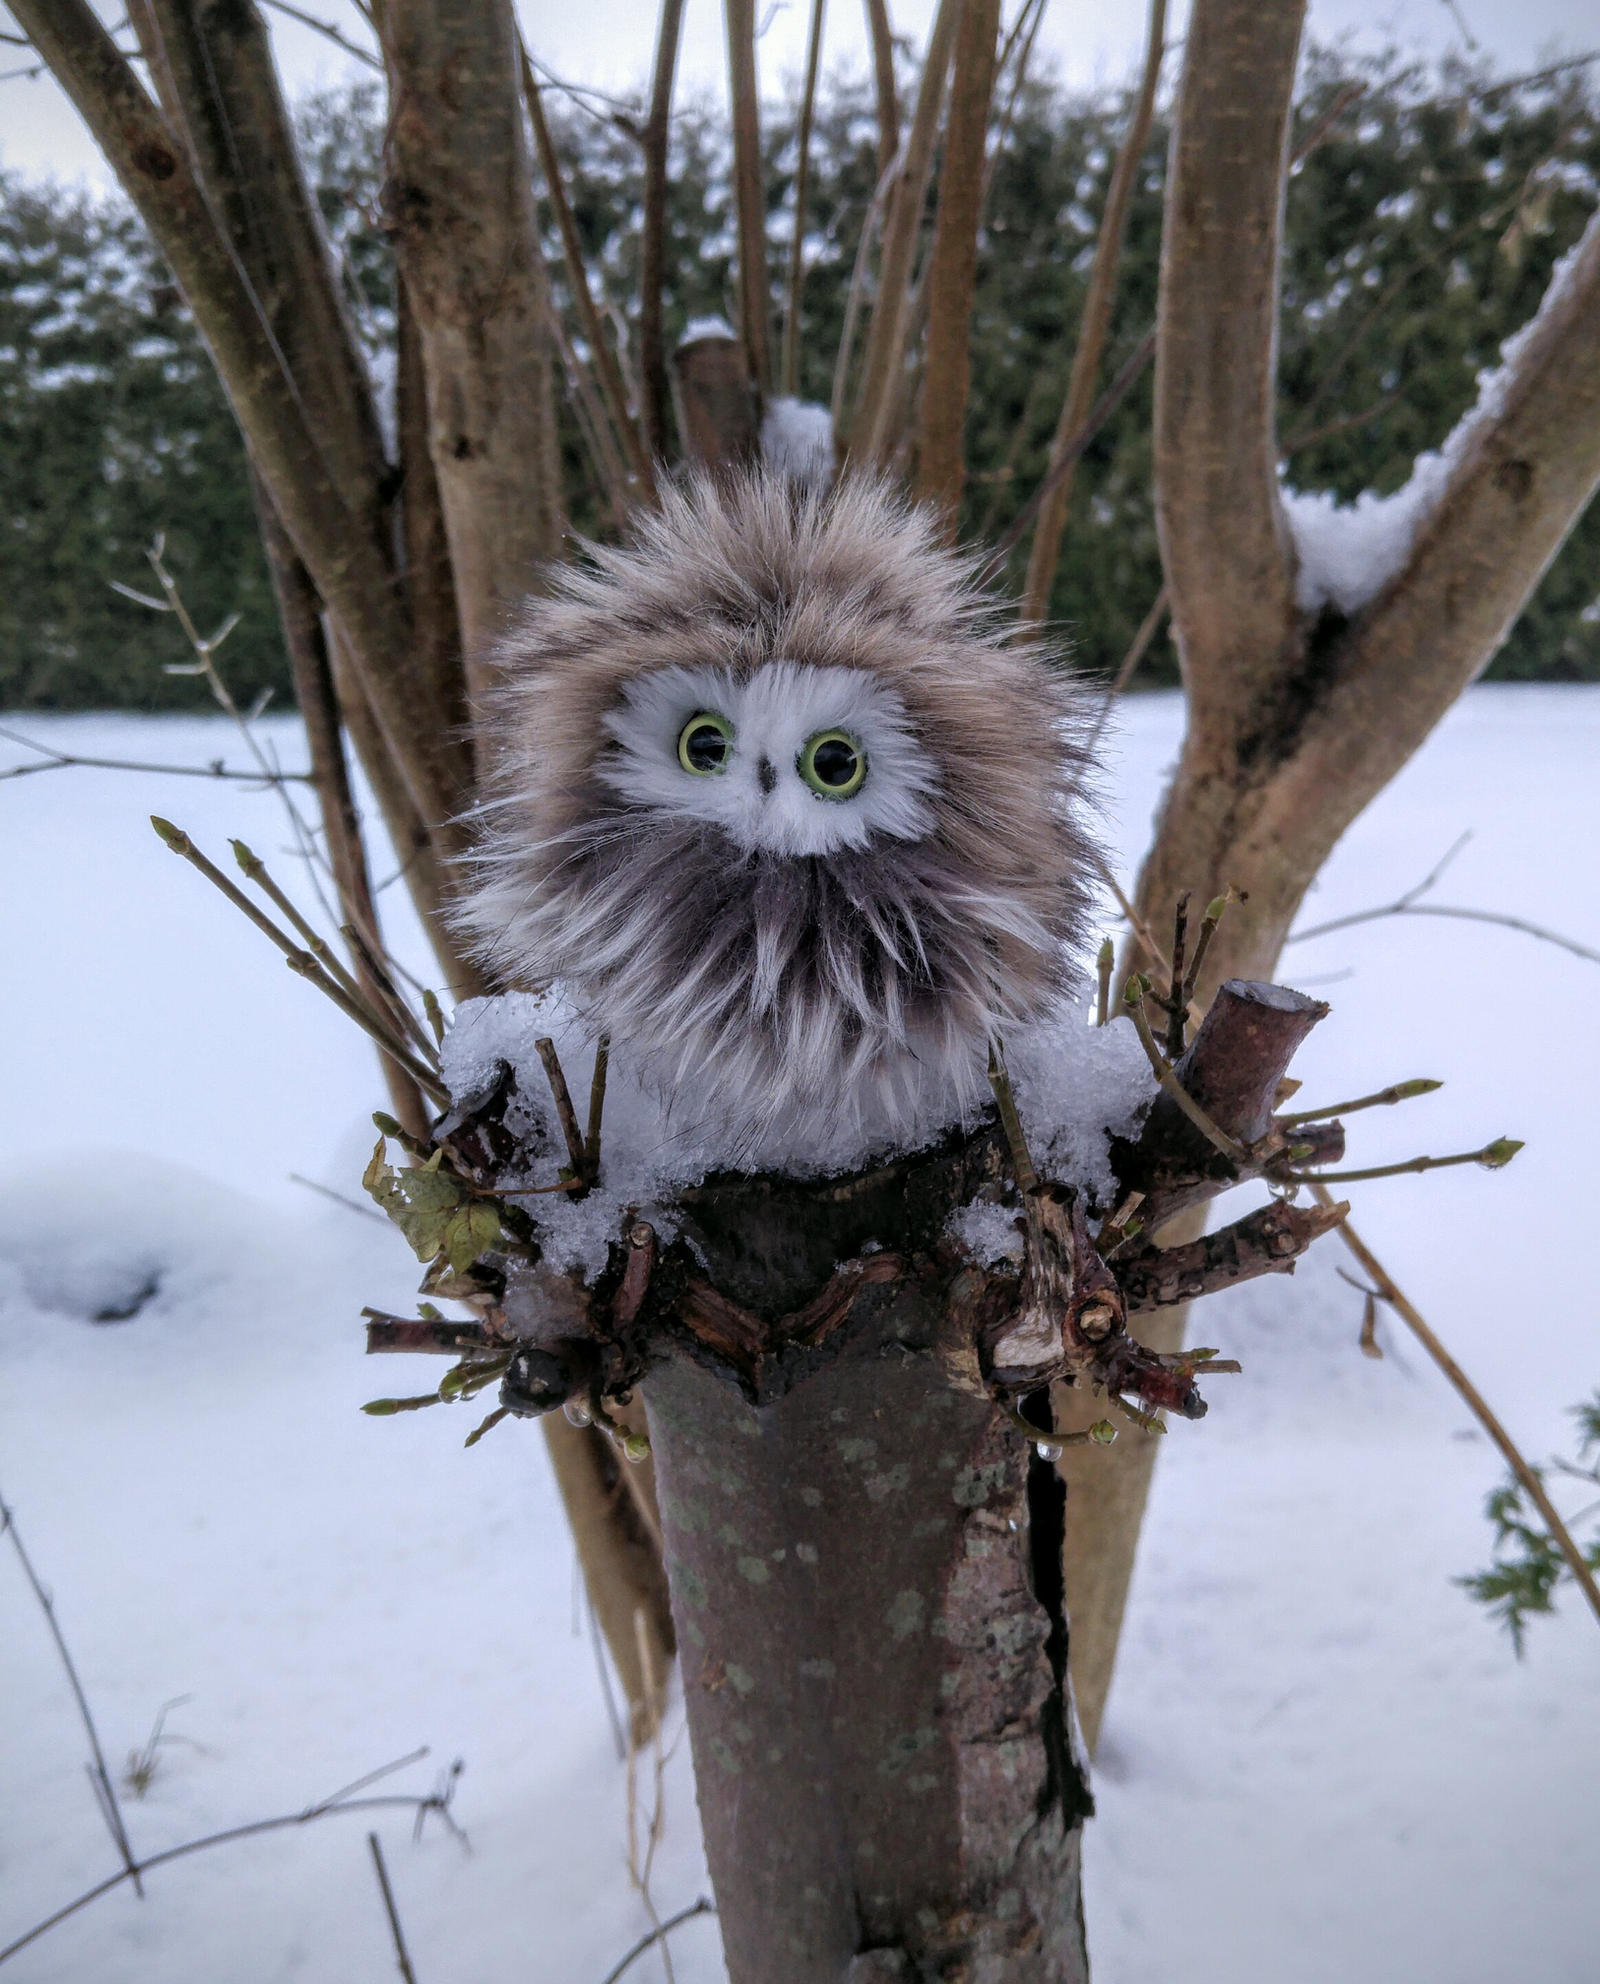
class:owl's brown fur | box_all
[455,469,1101,1160]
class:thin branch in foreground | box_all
[1280,828,1600,963]
[288,1173,390,1224]
[1279,1078,1443,1127]
[1278,1136,1523,1186]
[535,1037,590,1181]
[151,819,449,1107]
[0,726,313,786]
[1080,583,1171,763]
[523,46,653,493]
[640,0,688,461]
[0,1489,143,1897]
[259,0,381,68]
[975,324,1156,585]
[1311,1185,1600,1640]
[986,1041,1039,1194]
[368,1832,420,1984]
[781,0,827,398]
[585,1036,611,1181]
[1022,0,1166,622]
[1291,900,1600,968]
[1095,937,1114,1027]
[599,1897,717,1984]
[0,1751,466,1968]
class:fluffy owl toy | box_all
[456,470,1099,1159]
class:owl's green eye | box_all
[797,729,867,799]
[677,711,734,775]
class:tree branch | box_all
[1153,0,1304,715]
[1315,1186,1600,1637]
[861,0,898,184]
[1115,1195,1347,1310]
[849,0,964,464]
[724,0,772,397]
[1022,0,1165,621]
[781,0,827,400]
[1304,210,1600,811]
[13,0,457,841]
[524,47,653,494]
[914,0,1001,525]
[381,0,564,703]
[640,0,688,462]
[134,0,390,538]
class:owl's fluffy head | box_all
[455,470,1100,1161]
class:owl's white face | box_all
[596,660,939,858]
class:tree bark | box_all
[914,0,1000,524]
[1073,0,1600,1751]
[382,0,564,704]
[724,0,773,399]
[645,1143,1091,1984]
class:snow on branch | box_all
[1285,213,1600,617]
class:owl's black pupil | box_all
[685,723,728,771]
[811,737,857,787]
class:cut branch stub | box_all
[1117,1195,1348,1312]
[671,333,760,470]
[1111,978,1333,1230]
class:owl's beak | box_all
[756,757,778,796]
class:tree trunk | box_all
[644,1151,1092,1984]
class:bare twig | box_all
[915,0,1002,523]
[1312,1186,1600,1638]
[641,0,688,460]
[367,1833,420,1984]
[1095,937,1114,1027]
[861,0,898,182]
[1080,583,1170,764]
[585,1036,611,1182]
[975,325,1155,585]
[986,1041,1038,1194]
[258,0,381,68]
[1278,1137,1522,1186]
[0,1489,143,1896]
[781,0,828,397]
[599,1898,718,1984]
[1022,0,1165,621]
[0,726,313,786]
[1287,77,1365,172]
[290,1172,390,1223]
[535,1037,590,1179]
[524,47,653,493]
[725,0,773,394]
[1278,1077,1442,1126]
[150,818,450,1107]
[849,0,963,462]
[1287,832,1600,968]
[0,1751,465,1968]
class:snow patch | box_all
[946,1198,1025,1266]
[761,395,834,490]
[0,1153,268,1332]
[443,992,1157,1277]
[681,314,737,344]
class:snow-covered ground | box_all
[1,690,1596,1983]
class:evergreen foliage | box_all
[1459,1392,1600,1654]
[1,45,1596,709]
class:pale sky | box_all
[1,0,1596,188]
